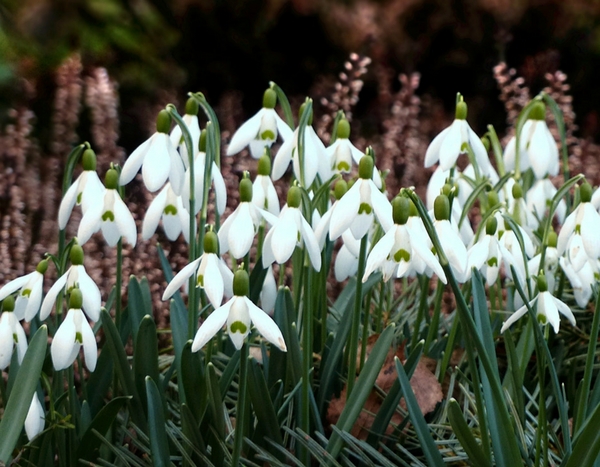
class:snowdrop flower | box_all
[260,266,277,315]
[262,185,322,271]
[227,88,293,159]
[25,394,45,441]
[527,231,560,292]
[335,238,360,281]
[363,197,447,283]
[501,275,575,333]
[162,230,233,309]
[170,97,201,167]
[560,257,598,309]
[329,155,393,241]
[252,153,281,216]
[78,168,137,247]
[272,100,329,188]
[424,98,493,176]
[497,216,534,286]
[181,129,227,216]
[51,288,97,371]
[120,109,185,194]
[432,195,468,281]
[40,245,101,322]
[314,180,348,249]
[557,182,600,271]
[504,101,559,180]
[142,182,190,242]
[526,178,566,229]
[218,176,277,259]
[508,182,537,231]
[191,269,286,351]
[58,148,104,230]
[0,259,48,322]
[0,296,27,370]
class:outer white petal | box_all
[200,254,225,308]
[271,208,299,264]
[528,123,553,179]
[274,112,293,141]
[370,182,393,232]
[553,295,576,327]
[227,110,264,155]
[468,127,491,173]
[559,256,582,289]
[13,317,28,364]
[142,186,169,240]
[245,297,286,351]
[334,245,358,281]
[438,120,463,171]
[424,126,450,168]
[77,202,103,245]
[212,162,227,216]
[25,395,45,441]
[167,141,186,195]
[192,300,232,352]
[218,260,234,299]
[58,177,81,229]
[314,205,334,250]
[114,194,137,247]
[0,314,13,370]
[120,137,151,186]
[410,226,447,283]
[538,292,560,333]
[362,227,395,282]
[80,172,105,214]
[260,267,277,314]
[142,134,171,192]
[228,203,256,259]
[557,209,577,254]
[436,220,467,276]
[262,228,276,268]
[581,203,600,260]
[568,234,588,272]
[162,257,202,300]
[40,273,69,320]
[329,182,361,240]
[500,301,531,333]
[22,273,44,322]
[467,235,491,272]
[77,266,101,322]
[299,214,322,271]
[0,273,33,301]
[51,310,79,370]
[272,134,295,181]
[80,314,97,371]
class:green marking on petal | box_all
[102,211,115,222]
[164,204,177,215]
[487,257,498,267]
[76,332,83,344]
[197,274,204,287]
[21,288,32,297]
[77,192,83,204]
[337,161,351,172]
[537,313,547,325]
[358,203,372,214]
[260,130,276,140]
[575,224,581,234]
[460,142,469,152]
[230,321,248,334]
[393,249,411,263]
[12,333,18,343]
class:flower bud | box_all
[204,230,219,254]
[69,288,83,309]
[185,97,199,116]
[233,269,250,296]
[156,109,172,134]
[82,149,97,171]
[536,274,548,293]
[580,181,592,203]
[455,100,468,120]
[336,119,350,139]
[529,101,546,121]
[258,153,271,176]
[105,168,119,190]
[547,230,558,248]
[239,178,253,203]
[434,195,450,221]
[36,259,49,274]
[287,185,302,208]
[486,217,497,236]
[512,182,523,200]
[70,244,84,266]
[392,197,410,225]
[263,88,277,109]
[358,155,374,180]
[487,190,499,207]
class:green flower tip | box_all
[333,179,348,200]
[232,269,249,296]
[486,217,498,236]
[547,230,558,248]
[455,101,468,120]
[287,185,302,208]
[199,129,207,152]
[434,195,450,221]
[258,154,271,176]
[185,97,199,116]
[204,230,219,254]
[239,178,253,203]
[82,149,97,171]
[511,182,523,199]
[69,288,83,309]
[392,196,410,225]
[70,244,84,265]
[530,101,546,121]
[487,190,499,207]
[36,259,49,274]
[105,168,119,190]
[2,295,15,312]
[299,101,313,126]
[358,155,374,180]
[536,274,548,293]
[263,88,277,109]
[156,109,172,134]
[580,181,592,203]
[336,119,350,139]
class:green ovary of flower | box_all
[102,211,115,222]
[358,203,372,214]
[260,130,276,140]
[393,249,411,263]
[487,257,498,267]
[164,205,177,215]
[76,332,83,344]
[230,321,248,334]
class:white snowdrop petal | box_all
[201,254,225,308]
[228,204,256,259]
[438,121,463,171]
[424,126,450,168]
[191,301,232,352]
[40,273,68,321]
[58,178,81,230]
[51,310,78,370]
[143,186,169,240]
[329,182,360,240]
[81,316,98,371]
[142,134,171,192]
[227,111,264,156]
[245,297,286,351]
[0,273,32,301]
[120,137,151,186]
[162,257,202,300]
[114,195,137,247]
[25,395,45,441]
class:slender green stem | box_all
[360,289,373,369]
[115,238,122,328]
[411,275,430,352]
[301,261,312,466]
[424,279,444,354]
[231,343,249,466]
[374,280,386,334]
[347,236,368,397]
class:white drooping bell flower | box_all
[424,97,494,177]
[191,269,287,352]
[25,393,45,441]
[0,296,27,370]
[170,97,202,167]
[51,288,97,371]
[142,182,190,243]
[78,168,137,247]
[504,100,559,180]
[252,152,281,216]
[0,259,48,322]
[227,88,293,159]
[120,109,185,194]
[314,179,348,249]
[432,194,468,282]
[58,148,104,230]
[526,178,566,229]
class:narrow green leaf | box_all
[86,346,113,417]
[268,81,294,128]
[181,342,206,423]
[326,324,395,458]
[247,358,284,447]
[447,398,492,467]
[0,325,48,463]
[394,358,445,467]
[274,288,302,385]
[77,396,131,462]
[145,377,171,467]
[128,276,150,343]
[134,315,160,413]
[206,363,225,439]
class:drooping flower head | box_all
[0,296,27,370]
[433,194,468,282]
[191,268,287,352]
[252,152,281,216]
[142,182,190,242]
[0,258,48,322]
[170,97,201,167]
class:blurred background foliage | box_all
[1,0,600,150]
